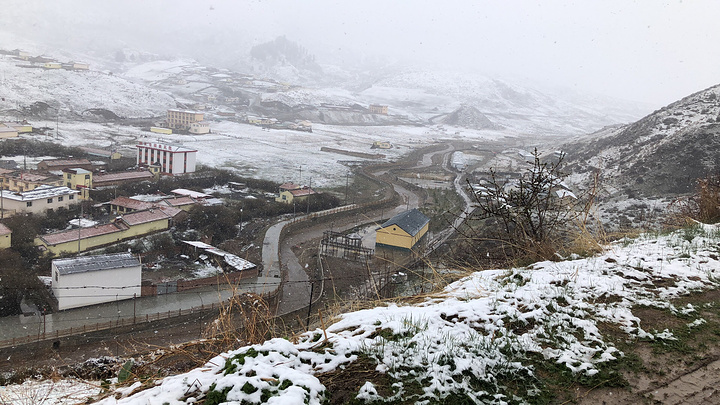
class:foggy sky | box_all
[2,0,719,107]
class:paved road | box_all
[0,278,275,343]
[270,145,462,316]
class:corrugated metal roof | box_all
[380,209,430,237]
[93,171,153,183]
[109,196,155,211]
[53,253,140,276]
[40,222,127,245]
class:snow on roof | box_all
[53,253,140,276]
[63,168,91,174]
[0,223,10,236]
[172,188,211,199]
[167,108,204,115]
[380,208,430,237]
[0,185,78,201]
[182,240,256,272]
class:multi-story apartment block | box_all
[166,109,205,131]
[136,141,197,175]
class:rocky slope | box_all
[440,104,501,130]
[563,84,720,197]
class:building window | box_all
[47,198,53,203]
[67,182,71,187]
[58,196,63,202]
[69,195,74,200]
[26,201,32,207]
[85,174,90,180]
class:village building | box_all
[35,207,182,255]
[275,185,317,204]
[6,121,32,133]
[375,208,430,250]
[51,253,141,311]
[92,170,155,188]
[0,223,11,249]
[13,49,30,60]
[63,168,92,199]
[368,104,389,115]
[166,109,204,131]
[43,61,62,69]
[150,126,172,135]
[70,61,89,70]
[136,141,197,175]
[189,121,210,134]
[0,185,79,216]
[0,170,62,192]
[108,196,155,214]
[0,124,18,139]
[37,158,93,172]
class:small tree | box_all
[467,149,584,262]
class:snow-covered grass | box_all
[85,224,720,404]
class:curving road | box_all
[264,143,472,316]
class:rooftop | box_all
[109,196,155,211]
[1,185,79,201]
[53,253,140,276]
[0,223,10,236]
[63,168,91,174]
[40,222,127,246]
[380,208,430,237]
[289,187,316,197]
[39,158,92,167]
[93,171,153,183]
[171,188,211,199]
[137,142,197,153]
[119,209,173,226]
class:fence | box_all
[0,301,222,350]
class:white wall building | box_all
[0,185,79,216]
[136,141,197,175]
[51,253,141,311]
[189,121,210,134]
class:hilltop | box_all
[563,84,720,198]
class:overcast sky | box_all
[2,0,718,106]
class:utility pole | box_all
[344,172,349,205]
[305,281,314,331]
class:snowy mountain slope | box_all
[563,84,720,196]
[87,226,720,404]
[0,56,175,118]
[361,70,651,136]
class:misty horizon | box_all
[0,0,717,108]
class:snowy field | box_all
[22,119,514,188]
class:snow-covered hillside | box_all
[0,55,175,118]
[9,224,719,404]
[563,83,720,196]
